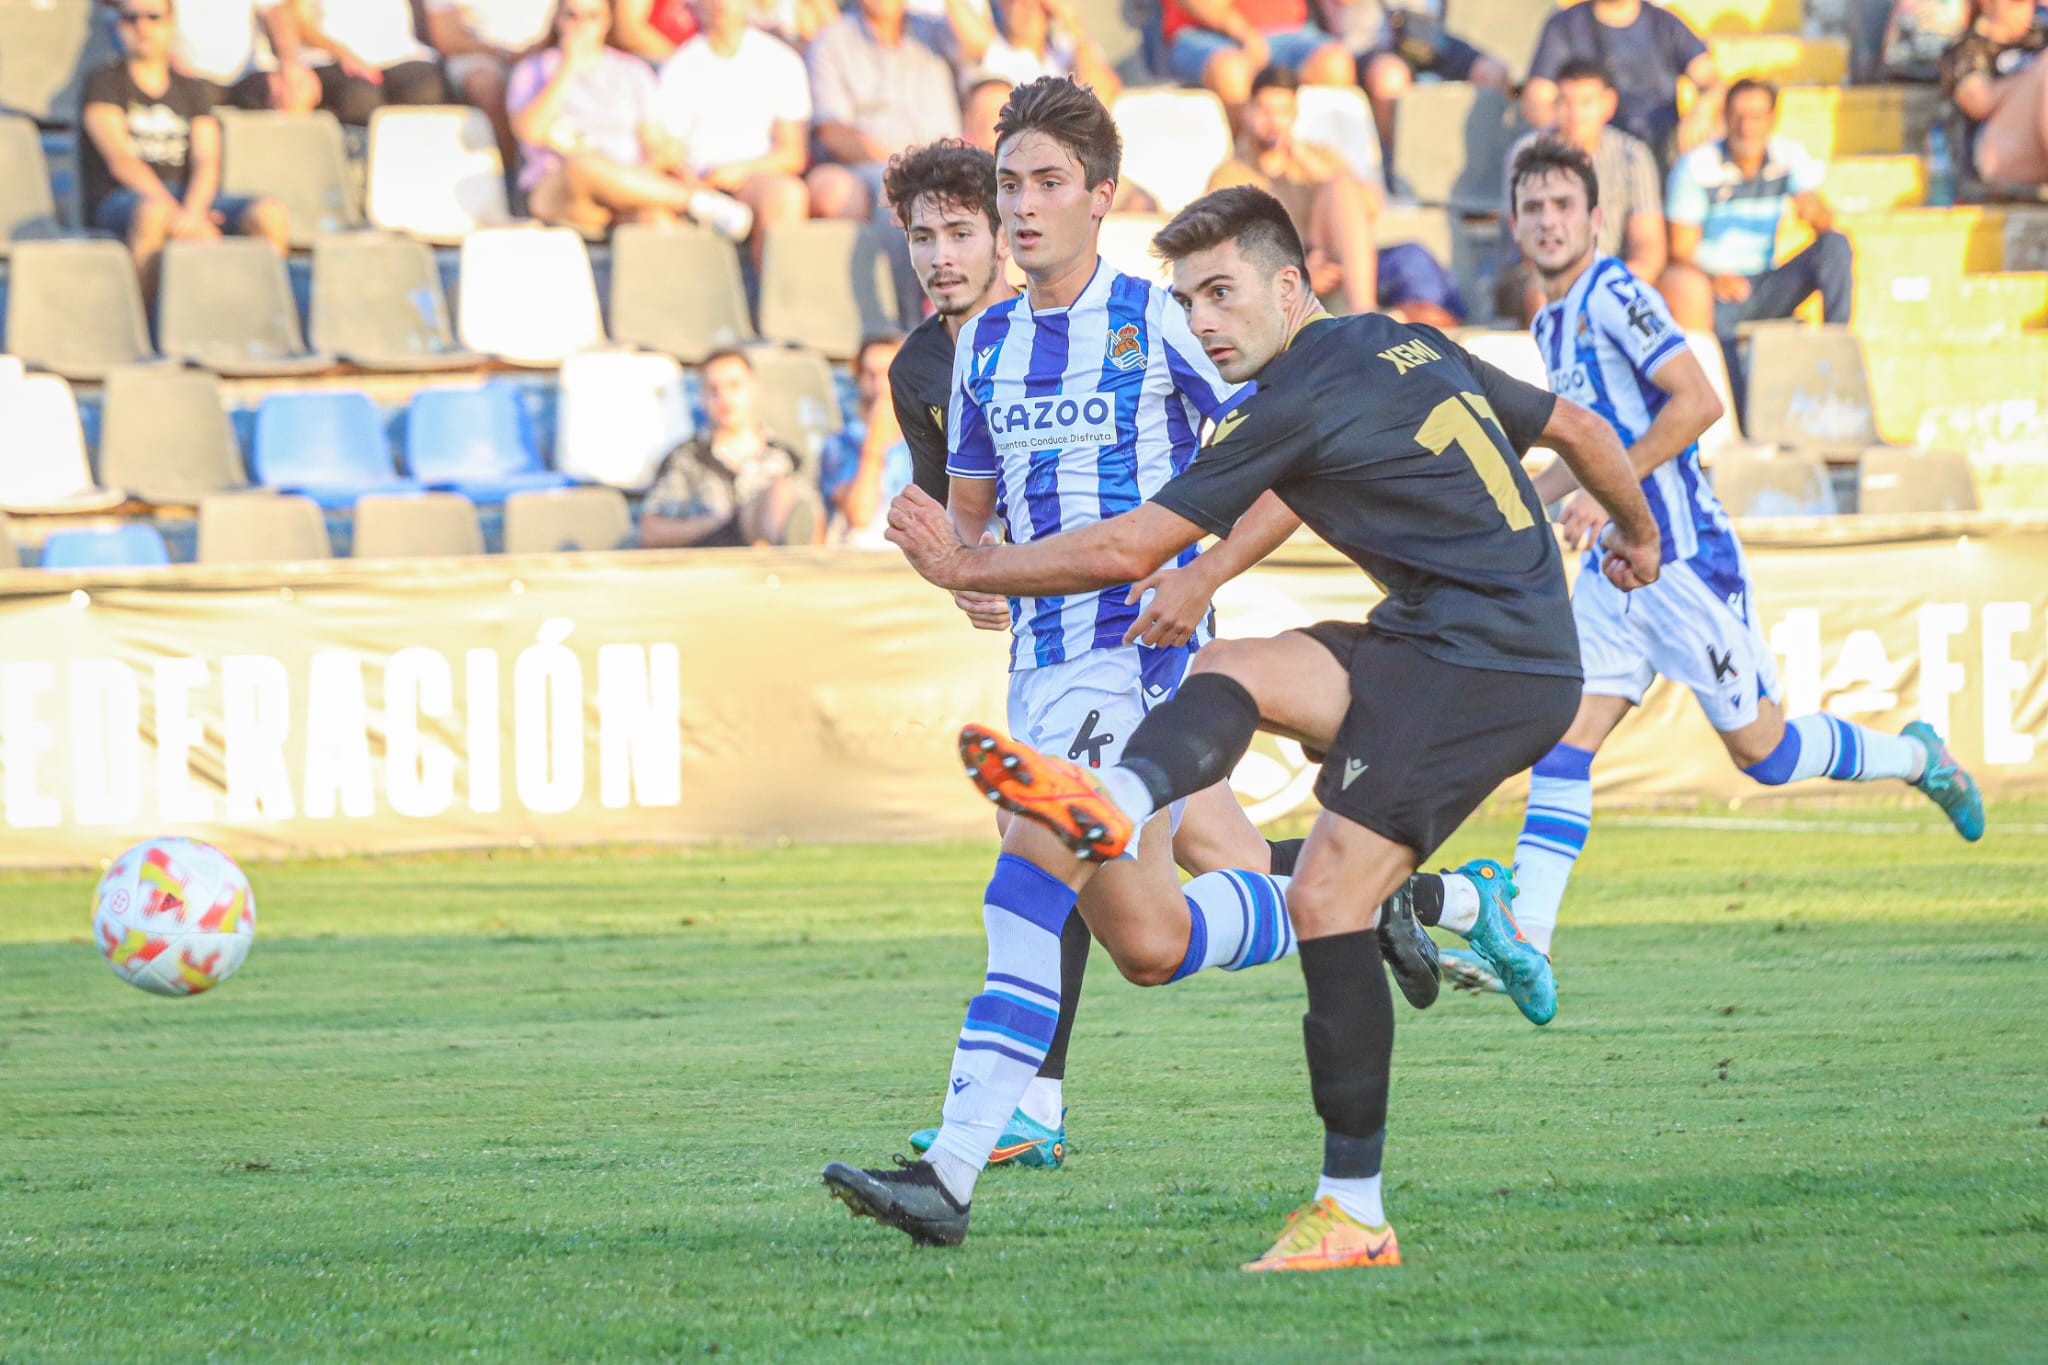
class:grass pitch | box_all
[3,803,2046,1362]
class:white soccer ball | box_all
[92,837,257,997]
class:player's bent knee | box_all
[1739,727,1800,785]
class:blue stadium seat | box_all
[402,383,571,503]
[251,390,423,509]
[39,523,171,570]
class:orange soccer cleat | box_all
[1241,1198,1402,1273]
[957,724,1134,862]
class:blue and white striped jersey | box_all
[1532,255,1746,603]
[947,261,1245,671]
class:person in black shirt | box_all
[80,0,289,294]
[884,185,1661,1271]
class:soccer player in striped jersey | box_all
[1452,138,1986,991]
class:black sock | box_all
[1266,838,1305,876]
[1036,909,1091,1082]
[1298,929,1393,1178]
[1406,872,1444,927]
[1118,672,1262,811]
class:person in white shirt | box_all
[946,0,1122,99]
[170,0,319,111]
[291,0,448,125]
[657,0,811,259]
[425,0,560,168]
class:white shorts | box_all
[1576,554,1782,733]
[1007,644,1193,829]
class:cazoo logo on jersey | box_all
[988,392,1119,456]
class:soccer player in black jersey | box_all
[883,185,1663,1269]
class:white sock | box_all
[925,1150,978,1205]
[1746,713,1927,785]
[1018,1075,1063,1131]
[1099,764,1157,828]
[1437,873,1480,936]
[1167,871,1296,980]
[1513,747,1594,958]
[1316,1172,1384,1227]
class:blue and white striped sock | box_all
[1742,713,1926,786]
[1512,743,1594,957]
[1167,870,1296,981]
[929,854,1076,1199]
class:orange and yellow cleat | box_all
[958,724,1134,862]
[1241,1198,1401,1273]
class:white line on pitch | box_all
[1608,816,2048,836]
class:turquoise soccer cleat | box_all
[1454,859,1557,1026]
[1438,945,1504,995]
[1903,721,1985,842]
[908,1108,1066,1169]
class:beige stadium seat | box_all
[457,225,606,366]
[350,491,485,559]
[1114,89,1233,215]
[1856,447,1979,515]
[1293,85,1382,189]
[745,343,841,467]
[0,0,111,126]
[309,231,484,372]
[197,492,333,564]
[554,349,694,490]
[0,374,126,512]
[99,365,247,505]
[1682,330,1748,462]
[157,237,337,377]
[608,222,756,363]
[0,511,19,569]
[1446,0,1552,82]
[0,114,64,257]
[1392,84,1516,211]
[756,220,900,361]
[1709,445,1837,518]
[1097,214,1168,283]
[1741,323,1878,455]
[215,109,359,247]
[365,105,512,244]
[503,486,633,553]
[3,239,158,380]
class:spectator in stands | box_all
[425,0,559,170]
[948,0,1123,99]
[168,0,320,110]
[1659,80,1852,343]
[805,0,963,218]
[1207,66,1379,313]
[961,72,1013,152]
[751,0,842,48]
[1343,1,1511,160]
[642,350,823,548]
[822,335,916,546]
[1523,0,1722,167]
[1941,0,2048,187]
[611,0,697,63]
[83,0,291,295]
[292,0,450,125]
[1883,0,1971,82]
[1500,56,1665,321]
[657,0,810,259]
[1158,0,1355,120]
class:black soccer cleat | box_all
[822,1156,970,1247]
[1377,877,1440,1010]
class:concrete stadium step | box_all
[1662,0,1805,35]
[1775,86,1943,160]
[1824,154,1925,212]
[1835,206,2015,275]
[1854,270,2048,341]
[1861,334,2048,510]
[1710,33,1849,86]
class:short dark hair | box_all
[1250,64,1299,97]
[884,139,1000,234]
[994,75,1121,190]
[856,332,905,365]
[701,347,753,374]
[1508,136,1600,212]
[1151,184,1307,279]
[1725,77,1778,114]
[1553,56,1612,88]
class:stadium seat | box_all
[1446,0,1553,82]
[98,365,247,505]
[0,114,63,255]
[1682,330,1748,462]
[364,105,512,244]
[1856,446,1979,515]
[607,222,756,363]
[251,390,422,509]
[1293,86,1382,190]
[157,238,336,377]
[554,349,694,490]
[0,511,17,570]
[744,343,841,467]
[196,491,333,564]
[456,225,605,366]
[503,485,633,553]
[0,0,112,126]
[351,490,485,559]
[1114,89,1231,215]
[0,374,125,512]
[2,239,158,380]
[1461,330,1547,390]
[403,382,571,502]
[756,220,900,361]
[215,109,360,248]
[308,231,483,372]
[39,522,171,570]
[1073,0,1150,82]
[1392,84,1517,212]
[1709,445,1837,518]
[1097,213,1168,282]
[1741,324,1878,455]
[0,354,22,385]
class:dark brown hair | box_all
[884,139,1000,234]
[1508,136,1601,213]
[993,75,1121,189]
[1150,184,1307,278]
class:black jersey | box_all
[1152,313,1579,679]
[889,310,955,502]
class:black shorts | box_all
[1299,622,1581,860]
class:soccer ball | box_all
[92,837,257,997]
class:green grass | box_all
[4,803,2047,1362]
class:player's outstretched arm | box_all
[1542,398,1662,591]
[887,485,1205,596]
[1121,492,1302,647]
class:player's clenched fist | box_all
[1599,522,1661,592]
[885,485,970,589]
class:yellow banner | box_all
[0,523,2042,869]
